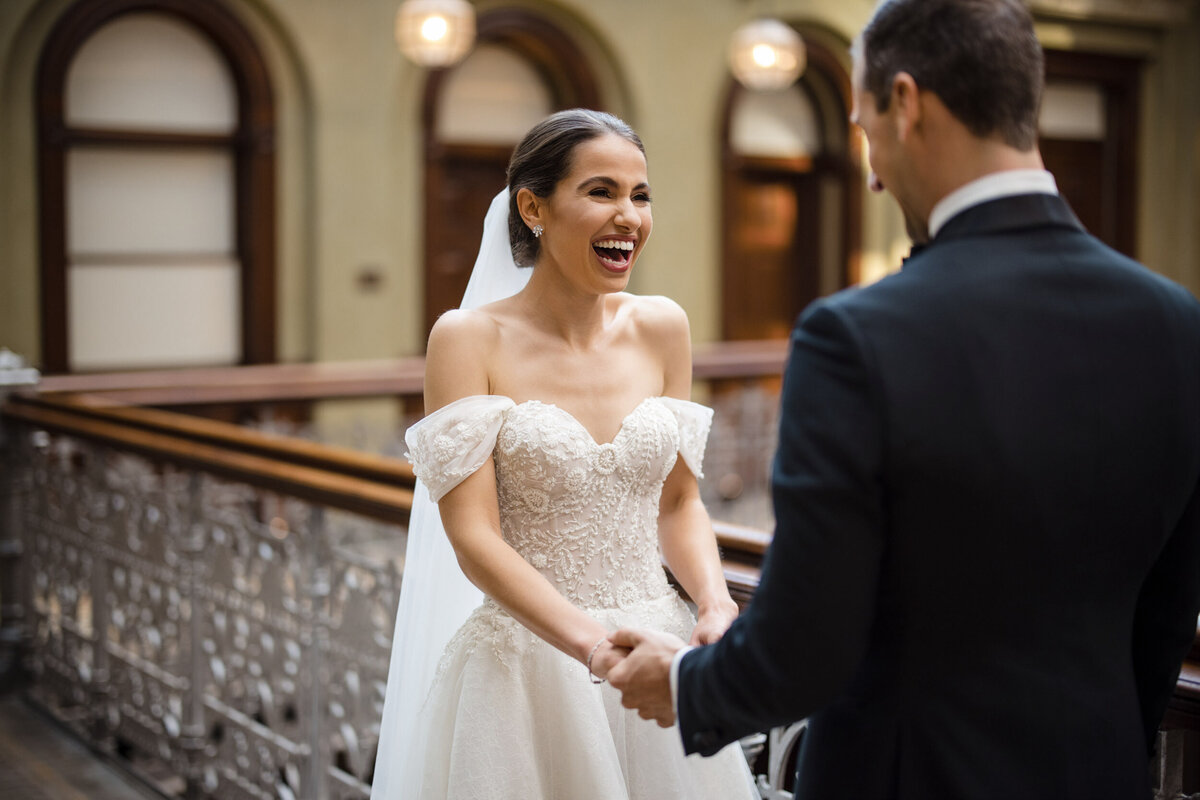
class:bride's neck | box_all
[518,269,614,349]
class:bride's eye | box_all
[589,187,613,198]
[634,192,652,204]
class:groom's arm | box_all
[1131,475,1200,753]
[676,299,887,756]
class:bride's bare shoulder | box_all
[425,308,504,404]
[619,294,693,394]
[621,293,690,342]
[428,307,503,352]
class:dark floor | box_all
[0,693,165,800]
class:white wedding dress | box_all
[398,393,759,799]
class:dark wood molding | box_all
[53,127,236,148]
[728,154,816,174]
[35,0,277,372]
[36,115,67,373]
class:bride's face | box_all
[537,133,652,293]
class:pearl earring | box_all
[532,224,544,238]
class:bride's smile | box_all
[592,235,637,273]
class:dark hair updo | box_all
[506,109,645,267]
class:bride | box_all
[371,109,758,799]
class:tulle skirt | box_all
[399,591,759,800]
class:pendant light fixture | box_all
[729,18,806,91]
[395,0,476,68]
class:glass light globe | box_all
[729,19,806,91]
[395,0,475,68]
[421,16,449,42]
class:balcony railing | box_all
[0,344,791,799]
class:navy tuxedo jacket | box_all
[679,193,1200,799]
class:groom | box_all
[609,0,1200,796]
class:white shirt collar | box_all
[928,169,1059,239]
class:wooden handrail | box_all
[692,338,789,380]
[32,340,789,406]
[713,520,772,557]
[1178,661,1200,701]
[35,357,428,406]
[22,392,416,486]
[3,397,413,525]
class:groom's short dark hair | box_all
[506,109,645,268]
[861,0,1043,151]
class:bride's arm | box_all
[659,462,740,644]
[424,310,627,676]
[647,299,740,645]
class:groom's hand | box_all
[607,628,685,728]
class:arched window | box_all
[420,9,601,339]
[720,34,860,341]
[37,0,275,373]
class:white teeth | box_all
[594,239,634,251]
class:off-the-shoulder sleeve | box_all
[659,397,714,479]
[404,395,515,502]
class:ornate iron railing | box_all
[5,394,406,799]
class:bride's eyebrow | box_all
[576,176,651,193]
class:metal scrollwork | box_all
[17,426,405,798]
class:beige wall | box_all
[1,0,1197,372]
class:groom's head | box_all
[850,0,1045,241]
[858,0,1043,151]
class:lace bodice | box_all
[406,395,712,610]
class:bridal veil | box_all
[370,189,530,797]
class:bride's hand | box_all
[689,599,739,646]
[589,640,631,680]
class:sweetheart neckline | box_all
[509,396,658,448]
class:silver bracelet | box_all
[586,637,607,684]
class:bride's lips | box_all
[592,236,637,274]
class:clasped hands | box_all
[591,606,736,728]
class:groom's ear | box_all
[516,187,542,229]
